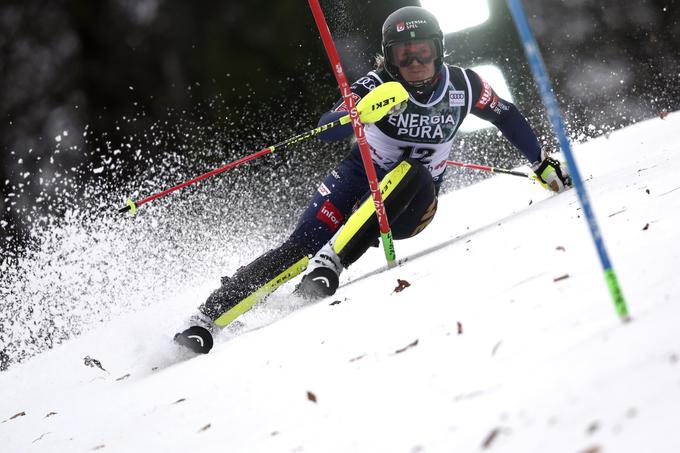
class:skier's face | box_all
[391,39,436,82]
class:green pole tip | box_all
[604,269,630,322]
[380,230,396,265]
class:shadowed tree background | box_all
[1,0,678,255]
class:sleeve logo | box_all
[475,79,493,109]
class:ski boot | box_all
[296,266,340,299]
[295,242,342,299]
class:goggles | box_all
[389,39,437,67]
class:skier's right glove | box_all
[388,100,407,117]
[531,156,572,193]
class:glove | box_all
[531,156,572,193]
[387,100,407,117]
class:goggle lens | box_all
[390,39,437,67]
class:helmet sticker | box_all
[397,19,428,31]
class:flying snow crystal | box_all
[0,90,324,369]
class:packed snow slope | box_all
[2,112,680,453]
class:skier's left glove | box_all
[531,156,572,193]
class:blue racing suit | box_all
[199,64,543,323]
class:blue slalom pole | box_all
[506,0,630,321]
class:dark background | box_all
[1,0,679,258]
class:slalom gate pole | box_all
[506,0,630,321]
[307,0,397,267]
[117,81,407,215]
[446,160,534,179]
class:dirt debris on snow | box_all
[393,279,411,293]
[32,432,51,443]
[306,391,317,403]
[394,339,419,354]
[4,411,26,422]
[481,427,503,449]
[586,421,600,435]
[578,446,601,453]
[83,356,107,372]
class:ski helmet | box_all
[381,6,445,84]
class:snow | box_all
[2,112,680,452]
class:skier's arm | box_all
[466,69,541,164]
[317,110,354,142]
[466,69,571,192]
[317,73,382,142]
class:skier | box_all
[174,6,572,353]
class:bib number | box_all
[399,146,435,164]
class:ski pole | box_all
[118,121,338,215]
[446,160,536,179]
[308,0,398,268]
[118,82,408,215]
